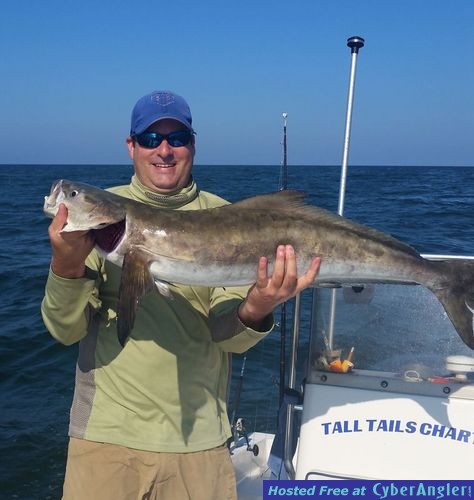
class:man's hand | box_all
[238,245,320,330]
[48,203,95,278]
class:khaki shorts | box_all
[62,437,237,500]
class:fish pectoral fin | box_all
[117,250,155,347]
[154,279,173,298]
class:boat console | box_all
[295,266,474,479]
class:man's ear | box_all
[126,136,135,159]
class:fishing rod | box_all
[327,36,365,349]
[279,112,288,408]
[230,353,247,444]
[280,112,288,191]
[230,112,289,442]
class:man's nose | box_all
[155,139,173,157]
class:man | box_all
[42,90,320,500]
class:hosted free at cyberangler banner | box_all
[263,480,474,499]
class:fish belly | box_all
[149,258,257,287]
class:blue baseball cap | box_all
[130,90,193,135]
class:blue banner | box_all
[263,480,474,499]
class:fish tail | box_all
[430,259,474,349]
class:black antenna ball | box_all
[347,36,365,53]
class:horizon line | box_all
[1,163,474,168]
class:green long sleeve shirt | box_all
[41,178,273,453]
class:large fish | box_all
[44,179,474,349]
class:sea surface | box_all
[1,164,474,499]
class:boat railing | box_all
[421,254,474,260]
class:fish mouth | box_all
[92,219,126,253]
[43,181,65,215]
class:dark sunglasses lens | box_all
[167,131,192,147]
[135,133,160,148]
[135,131,192,148]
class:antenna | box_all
[337,36,365,216]
[328,36,365,350]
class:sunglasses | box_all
[132,130,194,149]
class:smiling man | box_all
[126,93,196,193]
[42,90,320,500]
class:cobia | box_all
[44,179,474,349]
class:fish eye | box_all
[70,190,79,198]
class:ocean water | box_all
[1,164,474,499]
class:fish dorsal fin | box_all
[227,190,309,212]
[224,190,328,220]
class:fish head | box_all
[44,179,126,232]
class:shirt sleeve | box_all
[41,251,103,346]
[208,285,274,353]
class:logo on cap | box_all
[151,92,175,107]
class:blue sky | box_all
[1,0,473,166]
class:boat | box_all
[230,275,474,497]
[229,36,474,497]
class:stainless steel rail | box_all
[283,294,301,478]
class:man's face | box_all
[127,118,195,193]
